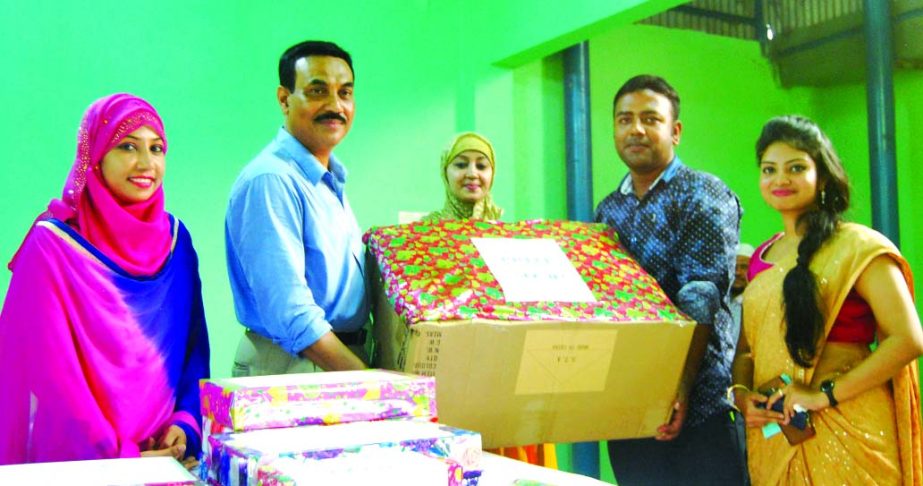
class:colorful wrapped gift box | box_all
[364,219,705,447]
[256,448,466,486]
[205,420,482,486]
[365,219,687,327]
[200,369,436,431]
[199,369,437,459]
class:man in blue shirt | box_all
[226,40,369,374]
[595,75,748,484]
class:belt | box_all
[334,328,367,346]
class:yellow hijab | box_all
[422,132,503,222]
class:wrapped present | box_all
[364,220,704,447]
[364,219,687,326]
[205,420,482,486]
[256,448,466,486]
[200,369,436,431]
[199,370,437,460]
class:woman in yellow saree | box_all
[730,115,923,485]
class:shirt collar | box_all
[274,127,348,186]
[618,156,684,196]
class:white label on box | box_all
[471,238,596,302]
[515,330,616,394]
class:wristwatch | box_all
[819,379,838,407]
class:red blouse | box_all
[749,235,876,344]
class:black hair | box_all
[613,74,680,120]
[756,115,850,367]
[278,40,353,92]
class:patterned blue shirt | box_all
[225,128,370,355]
[595,157,741,427]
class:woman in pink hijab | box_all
[0,94,210,466]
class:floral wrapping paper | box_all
[204,421,482,486]
[363,219,687,325]
[256,449,466,486]
[199,370,437,433]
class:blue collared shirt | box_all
[225,128,369,355]
[595,157,742,427]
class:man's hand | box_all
[656,399,687,441]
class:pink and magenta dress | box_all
[0,93,209,464]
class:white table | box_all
[0,456,197,485]
[0,452,612,485]
[479,452,612,485]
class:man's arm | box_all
[226,174,365,369]
[660,179,741,437]
[673,183,741,326]
[301,332,366,370]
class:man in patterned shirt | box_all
[595,75,747,485]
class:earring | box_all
[820,189,827,207]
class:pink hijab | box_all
[11,93,172,276]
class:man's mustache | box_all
[315,112,347,123]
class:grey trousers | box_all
[231,330,369,377]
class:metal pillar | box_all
[864,0,900,245]
[564,42,594,223]
[563,40,599,479]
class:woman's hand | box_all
[140,425,187,460]
[181,455,200,471]
[765,382,829,422]
[736,388,785,428]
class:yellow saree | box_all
[742,223,922,485]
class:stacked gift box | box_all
[200,369,482,485]
[364,219,704,448]
[199,370,438,455]
[255,448,465,486]
[215,421,479,486]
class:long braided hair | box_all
[756,115,850,367]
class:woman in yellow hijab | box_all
[422,133,556,468]
[422,132,503,222]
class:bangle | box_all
[726,384,750,412]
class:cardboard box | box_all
[365,220,701,448]
[374,299,698,447]
[205,420,482,486]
